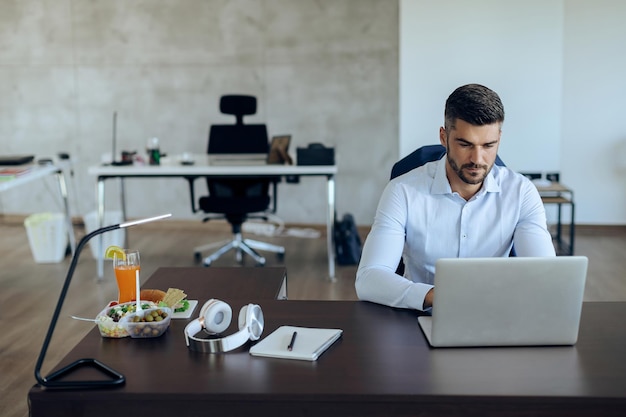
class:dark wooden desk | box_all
[143,266,288,300]
[29,269,626,417]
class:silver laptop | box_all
[418,256,588,347]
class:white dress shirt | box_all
[355,156,555,311]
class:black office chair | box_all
[390,144,511,274]
[189,95,285,266]
[390,144,506,180]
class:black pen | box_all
[287,331,297,351]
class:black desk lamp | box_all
[34,213,172,389]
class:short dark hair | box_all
[444,84,505,132]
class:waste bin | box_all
[83,211,126,259]
[24,213,68,263]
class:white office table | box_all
[88,156,338,279]
[0,163,76,254]
[535,182,575,255]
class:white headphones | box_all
[184,299,264,353]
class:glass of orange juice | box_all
[113,249,140,303]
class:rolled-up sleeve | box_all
[355,182,433,311]
[513,182,556,257]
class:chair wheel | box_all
[276,252,285,261]
[194,252,201,263]
[203,259,212,267]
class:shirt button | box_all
[462,234,467,238]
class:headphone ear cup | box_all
[203,299,232,334]
[199,299,216,318]
[237,305,248,330]
[238,303,264,341]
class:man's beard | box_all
[447,154,491,185]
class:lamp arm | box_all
[34,213,171,389]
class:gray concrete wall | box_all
[0,0,398,225]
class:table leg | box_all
[326,175,336,281]
[96,178,105,279]
[569,202,575,255]
[556,203,563,253]
[120,178,128,248]
[54,169,76,255]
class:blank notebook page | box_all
[249,325,343,361]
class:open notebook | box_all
[418,256,588,347]
[249,325,342,361]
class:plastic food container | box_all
[96,301,157,338]
[122,307,172,338]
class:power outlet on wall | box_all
[546,172,560,182]
[520,172,542,180]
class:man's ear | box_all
[439,127,447,148]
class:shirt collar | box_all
[431,155,501,196]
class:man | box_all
[355,84,555,311]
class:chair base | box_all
[194,232,285,267]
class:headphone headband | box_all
[186,326,251,353]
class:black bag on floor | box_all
[334,213,362,265]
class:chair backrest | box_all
[208,95,269,155]
[202,95,272,217]
[390,144,506,180]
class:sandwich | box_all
[140,288,190,313]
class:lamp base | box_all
[40,358,125,389]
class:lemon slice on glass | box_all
[104,245,125,260]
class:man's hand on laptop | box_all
[423,289,434,310]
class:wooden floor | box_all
[1,219,625,417]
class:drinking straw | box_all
[135,269,142,314]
